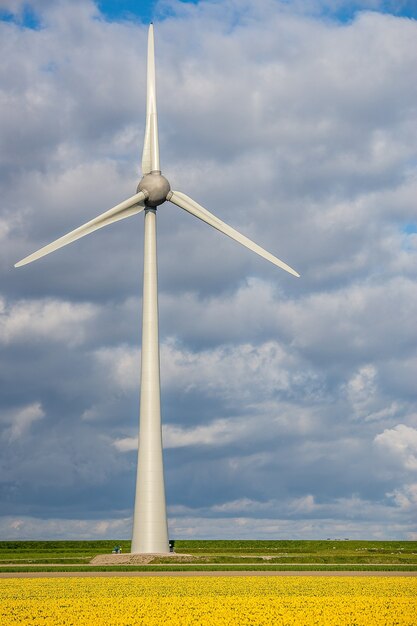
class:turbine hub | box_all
[137,172,171,207]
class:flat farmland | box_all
[1,540,417,573]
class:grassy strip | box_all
[0,561,417,572]
[2,541,417,568]
[0,558,91,565]
[1,564,417,573]
[152,556,417,564]
[2,540,417,556]
[2,555,416,565]
[173,540,417,551]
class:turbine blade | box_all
[168,190,300,278]
[142,23,160,175]
[15,191,147,268]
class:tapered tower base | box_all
[131,209,169,554]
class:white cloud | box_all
[0,515,131,541]
[157,276,417,367]
[0,499,413,541]
[168,513,414,540]
[113,401,317,452]
[162,338,325,413]
[113,436,137,452]
[0,297,97,346]
[345,364,403,422]
[163,420,248,448]
[95,345,140,392]
[211,498,273,514]
[96,334,319,403]
[1,402,45,442]
[387,483,417,511]
[0,217,12,241]
[374,424,417,471]
[289,494,317,514]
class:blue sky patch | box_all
[0,5,42,30]
[94,0,417,24]
[402,222,417,234]
[2,1,416,29]
[97,0,199,23]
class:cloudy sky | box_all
[0,0,416,542]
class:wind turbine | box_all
[15,24,299,554]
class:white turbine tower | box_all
[15,24,299,554]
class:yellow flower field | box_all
[1,575,416,625]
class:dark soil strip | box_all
[1,570,417,578]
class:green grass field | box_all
[1,540,417,572]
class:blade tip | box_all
[15,256,33,268]
[281,264,300,278]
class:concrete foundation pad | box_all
[90,553,193,565]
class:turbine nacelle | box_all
[137,172,171,207]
